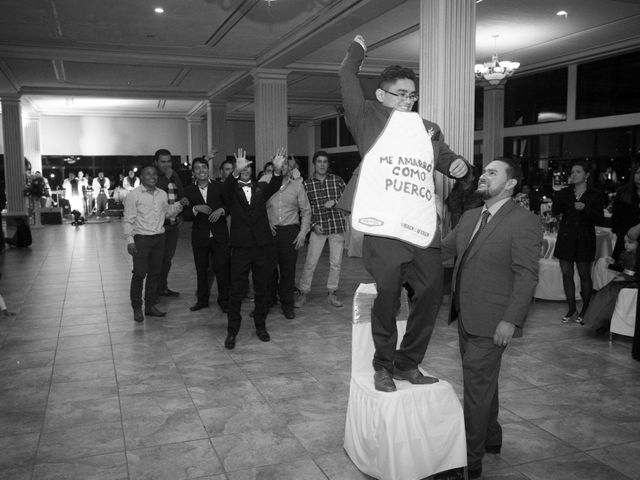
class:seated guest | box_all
[265,158,311,319]
[222,148,285,349]
[611,163,640,267]
[183,157,230,313]
[123,165,188,323]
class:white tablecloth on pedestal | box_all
[611,289,637,337]
[344,284,466,480]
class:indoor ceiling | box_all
[1,0,640,121]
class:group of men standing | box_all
[123,147,348,349]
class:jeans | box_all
[298,231,344,294]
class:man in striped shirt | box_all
[295,151,346,308]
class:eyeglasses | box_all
[381,89,419,102]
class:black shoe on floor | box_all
[133,309,144,323]
[282,307,295,319]
[485,444,501,454]
[159,288,180,297]
[224,332,236,349]
[144,305,167,317]
[189,302,209,311]
[256,329,270,342]
[374,369,396,392]
[393,367,439,384]
[468,466,482,479]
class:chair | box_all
[610,288,637,340]
[344,283,466,480]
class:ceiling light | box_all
[557,10,568,18]
[154,7,164,14]
[474,35,520,85]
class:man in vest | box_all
[340,35,470,392]
[92,171,111,216]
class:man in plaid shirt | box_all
[295,151,346,308]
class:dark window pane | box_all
[562,131,594,158]
[504,68,568,127]
[577,50,640,119]
[320,117,337,148]
[339,115,355,146]
[474,87,483,131]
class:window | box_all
[504,69,568,127]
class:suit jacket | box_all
[183,180,229,247]
[441,200,541,338]
[223,173,283,248]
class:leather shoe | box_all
[256,329,270,342]
[159,288,180,297]
[133,309,144,323]
[144,305,167,317]
[189,302,209,311]
[224,332,236,349]
[374,369,396,392]
[393,367,439,384]
[468,466,482,479]
[485,444,501,454]
[282,307,295,319]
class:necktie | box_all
[454,210,491,312]
[238,180,252,187]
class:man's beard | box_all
[474,186,492,200]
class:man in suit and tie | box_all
[183,157,230,313]
[442,158,541,480]
[223,148,286,349]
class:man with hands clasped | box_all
[442,158,541,479]
[223,148,286,349]
[123,165,189,323]
[183,157,230,313]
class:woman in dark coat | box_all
[553,160,604,323]
[611,163,640,264]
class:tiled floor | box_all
[1,219,639,480]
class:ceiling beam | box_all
[19,86,208,100]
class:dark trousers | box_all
[362,235,443,372]
[273,225,300,310]
[458,322,504,471]
[159,223,179,292]
[130,234,165,310]
[193,238,229,307]
[227,244,276,334]
[95,192,108,213]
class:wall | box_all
[40,116,189,158]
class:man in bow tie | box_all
[222,148,286,349]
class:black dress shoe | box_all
[485,444,501,454]
[224,332,236,349]
[282,307,295,319]
[159,288,180,297]
[393,368,439,384]
[374,369,396,392]
[133,309,144,323]
[144,305,167,317]
[468,466,482,479]
[189,302,209,311]
[256,329,270,342]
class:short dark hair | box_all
[312,150,329,164]
[378,65,417,90]
[493,157,522,196]
[191,157,208,170]
[154,149,171,161]
[220,159,234,170]
[141,164,158,175]
[570,159,591,175]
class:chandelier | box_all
[474,35,520,85]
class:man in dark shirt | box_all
[154,148,185,297]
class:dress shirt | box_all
[123,185,182,244]
[267,177,311,234]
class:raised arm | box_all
[339,35,367,133]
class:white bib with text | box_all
[351,110,437,247]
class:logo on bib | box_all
[359,217,384,227]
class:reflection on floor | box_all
[1,221,639,480]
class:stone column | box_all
[305,121,320,177]
[482,83,505,165]
[207,101,226,172]
[420,0,475,234]
[23,112,42,173]
[186,117,203,165]
[1,95,27,218]
[253,69,289,172]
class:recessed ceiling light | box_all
[154,7,164,14]
[557,10,568,18]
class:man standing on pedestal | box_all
[339,35,470,392]
[154,148,185,297]
[442,158,541,479]
[92,171,111,216]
